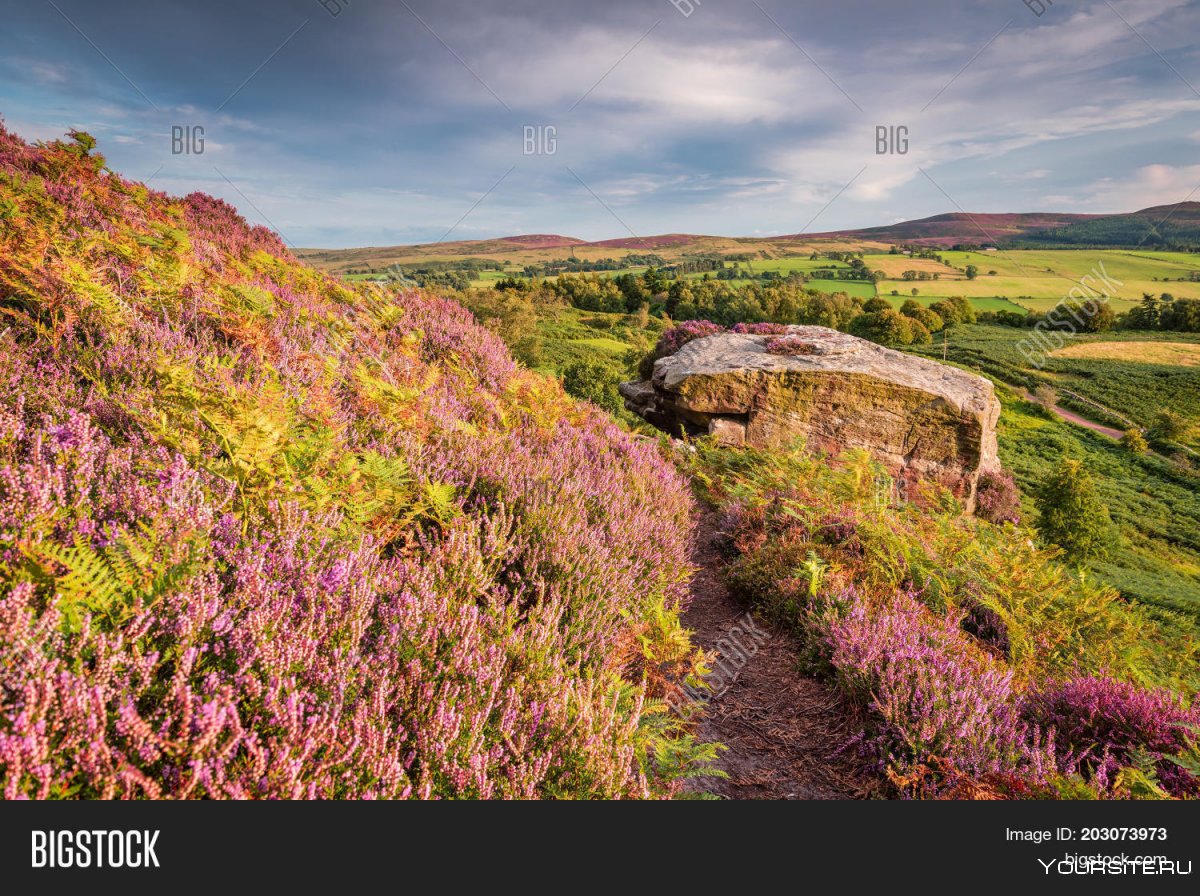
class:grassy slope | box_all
[917,325,1200,446]
[905,325,1200,630]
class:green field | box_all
[880,293,1025,313]
[864,249,1200,312]
[748,256,848,274]
[929,250,1200,309]
[469,268,518,286]
[807,278,876,298]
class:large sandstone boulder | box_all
[620,326,1001,506]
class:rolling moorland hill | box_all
[2,124,1198,800]
[298,204,1200,273]
[805,203,1200,247]
[1019,202,1200,248]
[803,212,1101,247]
[0,124,707,798]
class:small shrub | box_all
[562,358,623,414]
[765,335,819,356]
[1035,459,1114,562]
[975,469,1021,525]
[1149,410,1190,442]
[1120,428,1149,455]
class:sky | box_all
[2,0,1200,247]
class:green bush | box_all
[562,358,624,414]
[900,300,945,333]
[1035,459,1115,563]
[849,309,918,346]
[1121,429,1149,455]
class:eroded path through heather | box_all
[682,511,874,800]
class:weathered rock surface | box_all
[620,326,1001,506]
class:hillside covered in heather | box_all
[0,125,705,799]
[3,126,1199,802]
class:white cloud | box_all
[1071,162,1200,211]
[29,61,69,86]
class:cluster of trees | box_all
[665,279,866,329]
[848,296,975,347]
[669,253,758,276]
[521,253,666,277]
[806,251,881,282]
[405,269,473,291]
[355,258,503,290]
[889,246,948,261]
[1123,294,1200,331]
[980,293,1200,333]
[503,262,986,352]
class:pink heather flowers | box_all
[826,589,1054,786]
[0,123,696,799]
[708,456,1199,799]
[1023,676,1200,798]
[974,470,1021,526]
[730,322,790,335]
[655,320,727,357]
[765,336,820,357]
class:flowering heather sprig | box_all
[765,336,819,357]
[731,322,790,335]
[1024,676,1200,797]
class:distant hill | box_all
[298,204,1200,271]
[801,212,1101,248]
[587,233,709,250]
[493,234,587,248]
[1018,202,1200,247]
[804,203,1200,248]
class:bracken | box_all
[0,123,700,799]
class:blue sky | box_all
[3,0,1200,246]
